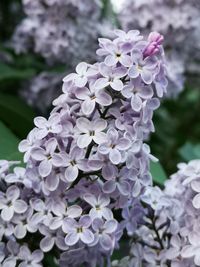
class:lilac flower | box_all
[31,138,62,177]
[0,186,27,221]
[83,193,113,220]
[76,117,107,148]
[181,232,200,265]
[99,128,131,165]
[75,83,112,115]
[121,78,153,111]
[18,245,43,267]
[95,63,127,91]
[63,62,89,88]
[34,113,62,139]
[63,215,94,246]
[58,146,89,182]
[128,50,158,84]
[97,38,132,67]
[92,218,118,250]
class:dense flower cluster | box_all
[118,0,200,96]
[13,0,110,66]
[12,0,113,111]
[0,29,167,266]
[113,159,200,267]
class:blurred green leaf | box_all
[0,93,35,138]
[0,62,35,82]
[0,120,22,161]
[150,161,167,186]
[179,142,200,161]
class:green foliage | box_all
[150,161,167,186]
[0,93,35,138]
[0,62,35,84]
[179,142,200,161]
[149,84,200,175]
[0,120,22,161]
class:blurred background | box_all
[0,0,200,178]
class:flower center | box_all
[77,227,83,233]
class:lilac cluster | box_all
[12,0,113,111]
[0,29,167,266]
[13,0,111,66]
[118,0,200,96]
[114,159,200,267]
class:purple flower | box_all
[83,193,113,220]
[128,50,158,84]
[63,62,89,87]
[34,113,62,139]
[0,186,27,221]
[63,215,94,246]
[76,117,107,148]
[92,218,118,250]
[18,246,43,267]
[75,83,112,115]
[121,78,153,112]
[95,63,127,91]
[98,128,131,164]
[31,138,62,177]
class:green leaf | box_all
[0,120,22,161]
[0,62,35,82]
[150,161,167,186]
[179,142,200,161]
[178,143,197,161]
[0,93,35,138]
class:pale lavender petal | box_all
[131,94,143,112]
[76,118,90,133]
[76,62,88,75]
[75,87,90,100]
[117,138,131,150]
[1,206,14,221]
[39,159,52,177]
[67,205,82,218]
[40,236,55,252]
[80,229,94,244]
[65,232,79,246]
[104,219,118,234]
[109,149,121,164]
[100,234,112,250]
[83,194,97,207]
[93,132,107,145]
[105,55,118,67]
[94,78,109,90]
[128,65,139,78]
[65,165,79,182]
[96,91,112,106]
[34,116,47,128]
[7,185,20,201]
[120,54,132,67]
[77,134,92,148]
[13,200,27,213]
[14,224,26,239]
[82,99,95,115]
[45,174,59,191]
[80,215,92,228]
[110,79,123,91]
[192,193,200,209]
[141,69,153,84]
[103,180,116,194]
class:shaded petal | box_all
[65,232,79,246]
[100,234,113,250]
[93,132,107,145]
[77,134,92,148]
[141,69,153,84]
[96,91,112,106]
[75,87,90,100]
[94,78,109,90]
[80,229,94,244]
[128,65,139,78]
[103,180,116,194]
[45,174,59,191]
[110,79,123,91]
[1,206,14,221]
[39,159,52,177]
[76,118,90,133]
[131,94,143,112]
[82,99,95,115]
[65,165,79,182]
[109,149,121,164]
[80,215,92,228]
[7,185,20,201]
[40,236,55,252]
[14,224,26,239]
[104,219,118,234]
[83,194,97,207]
[105,55,118,67]
[13,200,27,213]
